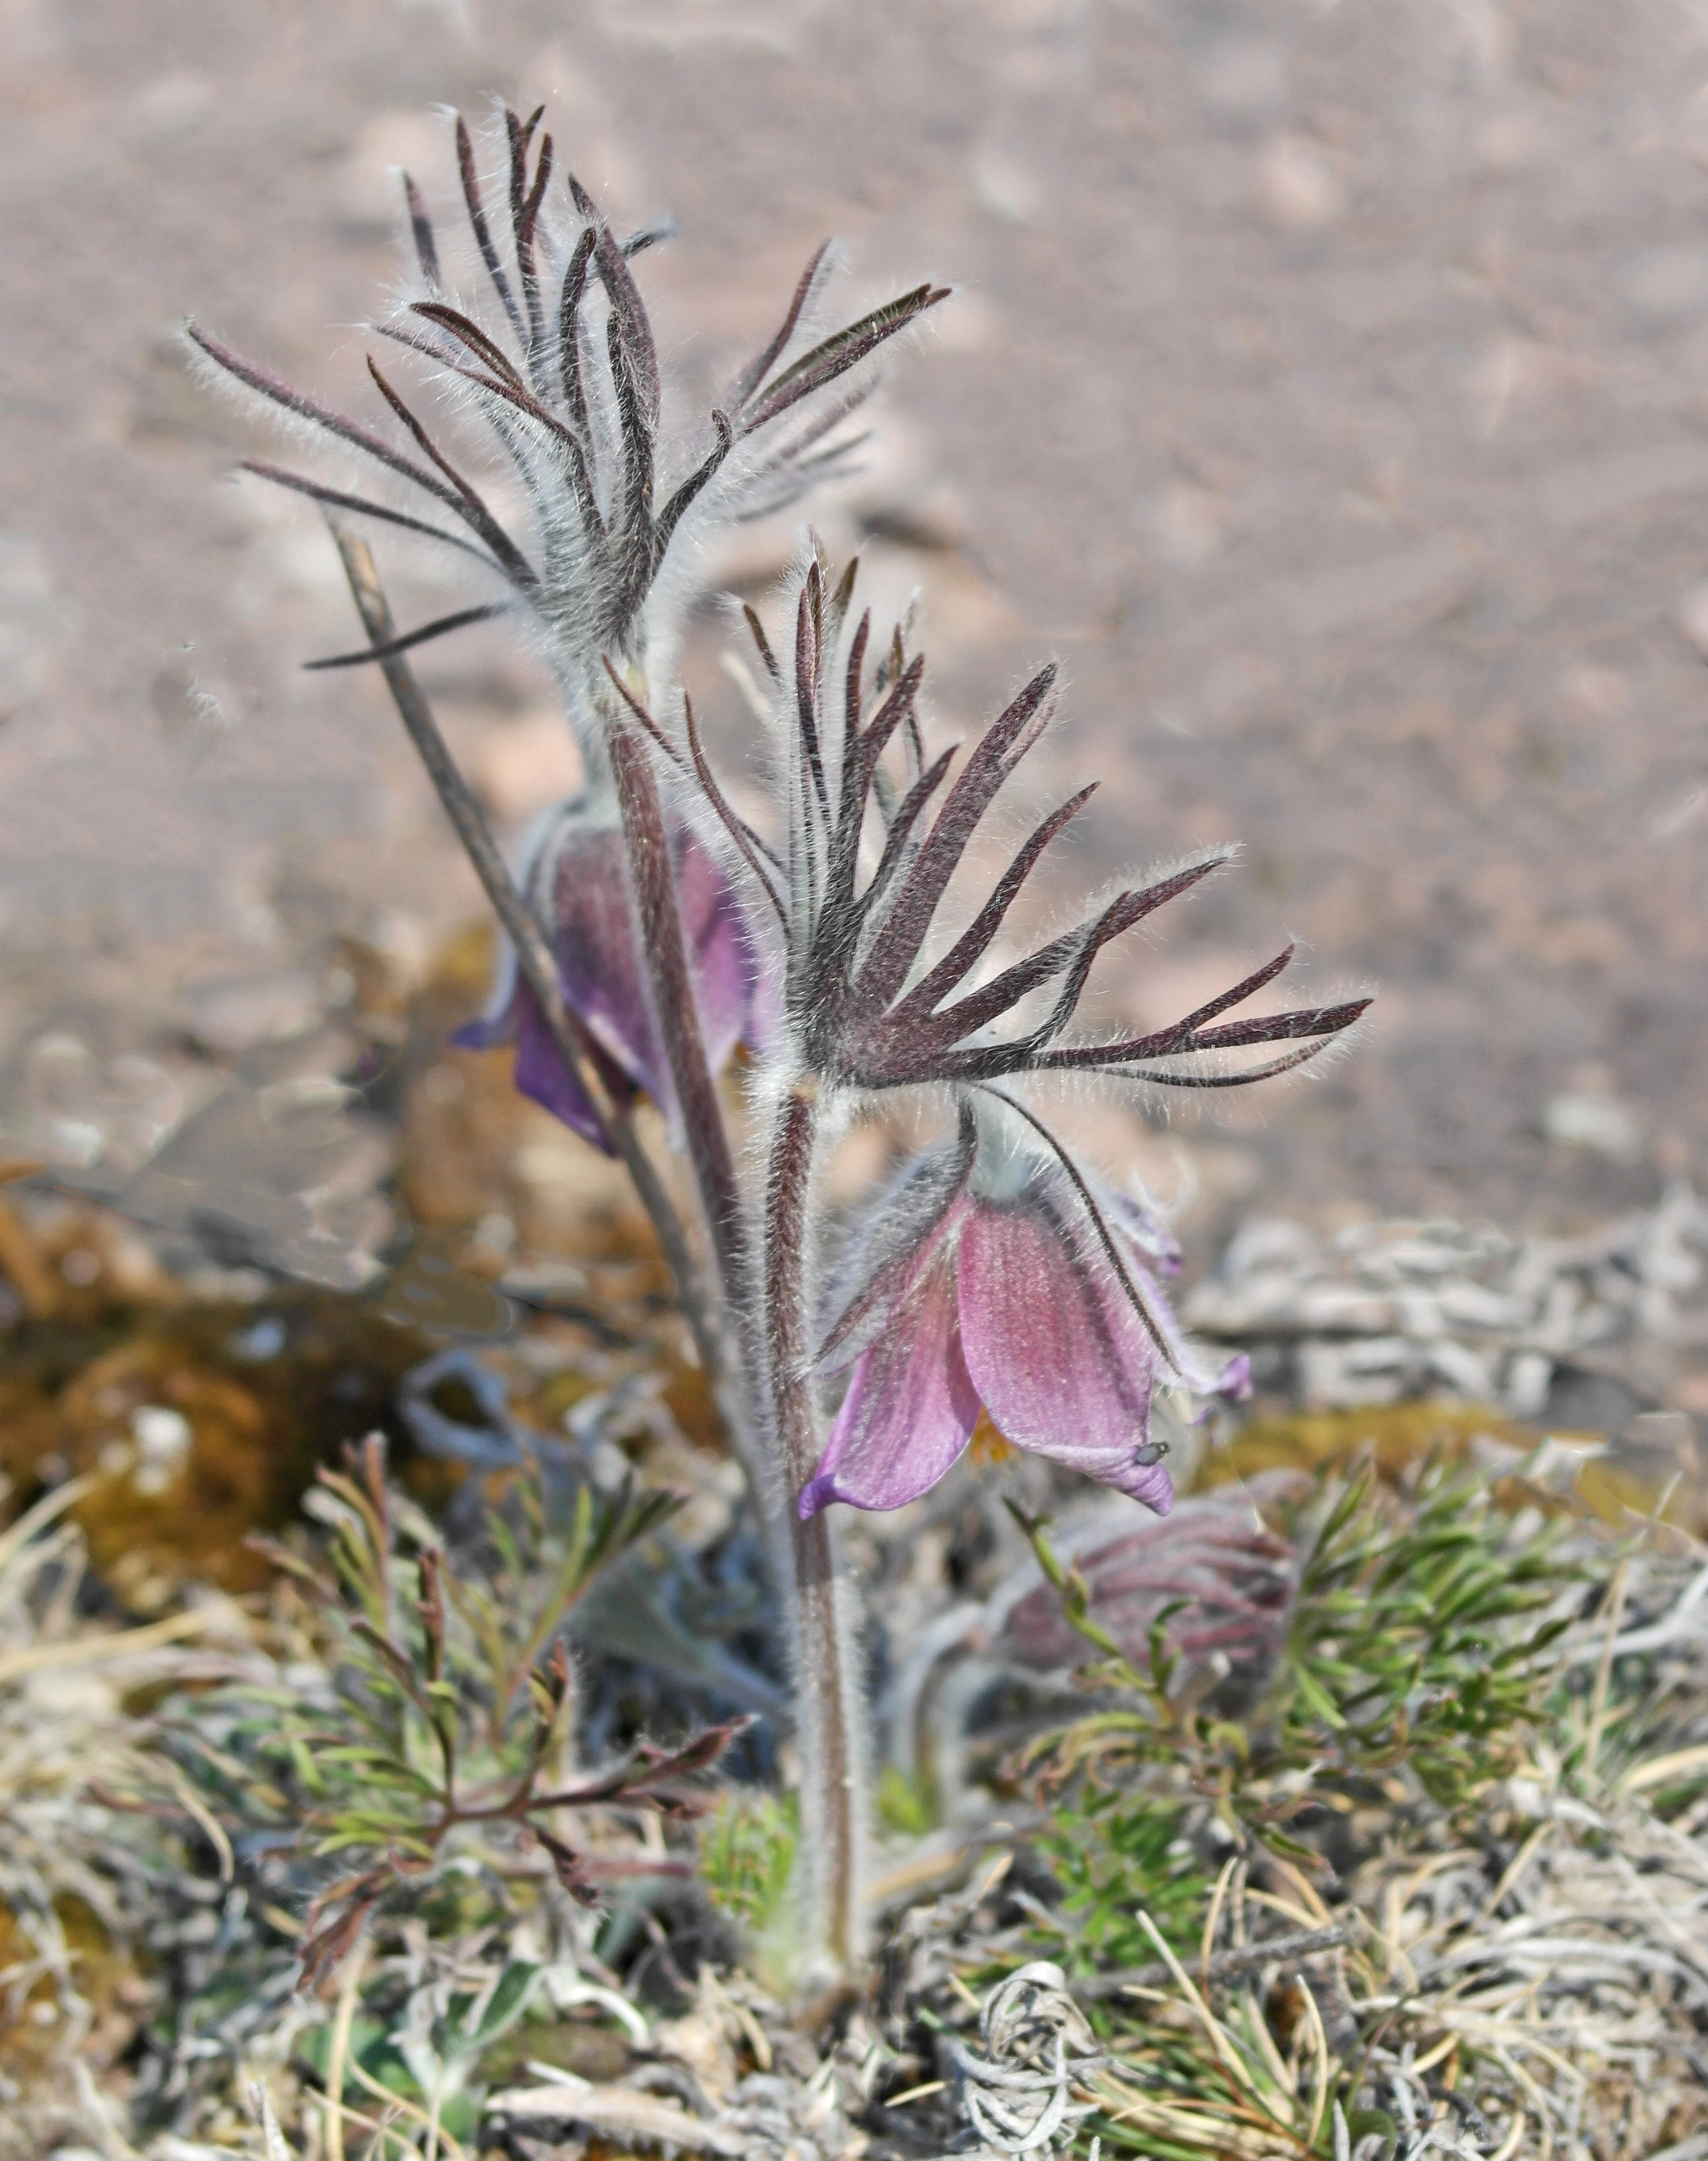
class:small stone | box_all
[133,1404,193,1466]
[1256,135,1345,228]
[188,970,322,1056]
[1544,1090,1644,1164]
[1427,1339,1493,1398]
[1503,1350,1554,1418]
[1294,1286,1398,1333]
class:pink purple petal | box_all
[956,1195,1174,1514]
[1090,1183,1248,1400]
[453,984,519,1054]
[511,980,617,1150]
[462,812,764,1153]
[1097,1181,1184,1275]
[544,822,666,1100]
[817,1161,975,1376]
[800,1248,981,1517]
[1113,1240,1251,1401]
[1001,1495,1296,1673]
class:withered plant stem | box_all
[1585,1556,1631,1782]
[1071,1920,1361,2001]
[326,526,721,1387]
[764,1078,863,1982]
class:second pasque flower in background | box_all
[456,794,767,1150]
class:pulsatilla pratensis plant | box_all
[191,103,1368,1992]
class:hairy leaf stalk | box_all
[764,1078,863,1979]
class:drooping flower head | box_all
[998,1483,1300,1699]
[648,554,1365,1518]
[800,1094,1250,1518]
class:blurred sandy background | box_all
[3,0,1708,1263]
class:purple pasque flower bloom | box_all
[188,104,947,704]
[686,558,1370,1099]
[798,1095,1250,1519]
[455,787,766,1152]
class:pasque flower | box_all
[798,1096,1251,1518]
[649,556,1362,1531]
[999,1484,1298,1700]
[194,97,1373,1984]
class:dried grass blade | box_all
[0,1603,220,1685]
[1621,1742,1708,1795]
[1297,1975,1331,2152]
[1586,1558,1630,1780]
[0,1473,97,1575]
[1133,1911,1271,2111]
[1202,1855,1242,1993]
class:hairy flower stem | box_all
[328,527,723,1392]
[764,1078,864,1982]
[606,714,752,1316]
[604,708,795,1597]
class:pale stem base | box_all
[765,1080,866,1983]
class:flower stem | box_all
[604,706,794,1592]
[764,1078,864,1983]
[605,714,752,1312]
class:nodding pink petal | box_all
[1118,1458,1176,1515]
[512,981,617,1152]
[530,813,765,1122]
[799,1248,980,1516]
[1129,1264,1250,1401]
[1002,1493,1297,1675]
[956,1195,1174,1515]
[456,807,762,1149]
[816,1130,977,1376]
